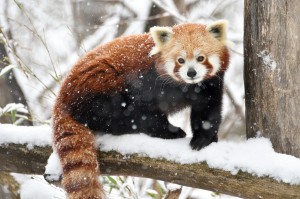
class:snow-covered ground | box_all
[1,124,300,199]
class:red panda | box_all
[52,21,229,199]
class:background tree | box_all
[244,0,300,158]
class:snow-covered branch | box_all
[1,132,300,198]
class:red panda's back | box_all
[77,33,155,74]
[55,33,155,110]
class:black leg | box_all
[190,100,222,150]
[140,112,186,139]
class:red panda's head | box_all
[150,20,229,84]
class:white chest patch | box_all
[167,107,192,137]
[208,54,221,75]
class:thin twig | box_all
[230,48,243,56]
[224,85,245,122]
[209,0,240,18]
[152,0,186,22]
[13,0,60,82]
[0,30,56,97]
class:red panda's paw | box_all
[164,128,186,139]
[190,134,217,151]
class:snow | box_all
[166,183,181,191]
[1,124,300,185]
[12,173,66,199]
[0,103,30,125]
[0,64,16,77]
[44,152,62,182]
[97,134,300,185]
[257,50,277,71]
[0,124,52,148]
[0,103,29,115]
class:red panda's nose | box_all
[187,68,197,78]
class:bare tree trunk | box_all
[244,0,300,157]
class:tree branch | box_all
[1,143,300,198]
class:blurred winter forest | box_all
[0,0,244,198]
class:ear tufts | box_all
[149,26,173,56]
[206,20,228,44]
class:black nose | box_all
[187,68,197,78]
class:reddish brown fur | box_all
[155,23,229,83]
[53,23,229,199]
[53,34,154,199]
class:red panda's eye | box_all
[178,58,185,64]
[197,56,205,62]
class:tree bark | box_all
[1,143,300,199]
[244,0,300,157]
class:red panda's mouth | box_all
[183,77,205,84]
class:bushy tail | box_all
[53,109,104,199]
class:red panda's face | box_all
[150,21,229,84]
[164,48,221,84]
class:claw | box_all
[190,134,217,150]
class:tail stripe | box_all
[56,131,76,143]
[63,161,97,174]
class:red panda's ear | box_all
[149,26,173,56]
[206,20,227,44]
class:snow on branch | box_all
[1,124,300,198]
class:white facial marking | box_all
[178,59,208,84]
[194,49,200,57]
[180,50,186,58]
[165,59,180,81]
[208,54,221,75]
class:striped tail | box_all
[53,110,104,199]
